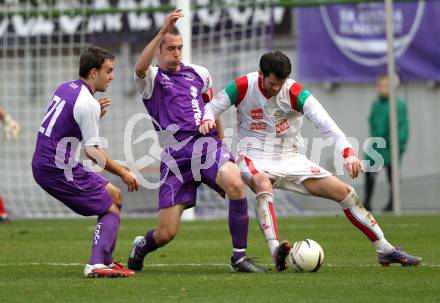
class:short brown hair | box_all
[79,46,115,78]
[260,51,291,80]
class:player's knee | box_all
[107,203,121,215]
[106,183,122,206]
[341,184,353,198]
[337,184,354,202]
[111,187,122,205]
[225,177,245,198]
[156,228,177,246]
[252,174,272,193]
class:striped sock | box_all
[255,192,279,257]
[340,188,393,253]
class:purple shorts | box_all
[158,135,234,209]
[32,164,112,216]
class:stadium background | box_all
[0,0,439,219]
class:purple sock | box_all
[103,206,122,265]
[136,228,159,258]
[103,236,117,265]
[229,198,248,263]
[88,212,120,265]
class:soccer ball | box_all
[287,239,324,273]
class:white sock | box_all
[268,240,280,257]
[373,238,394,254]
[340,188,394,253]
[255,191,280,257]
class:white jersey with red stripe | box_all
[204,71,352,161]
[235,72,304,160]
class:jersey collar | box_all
[78,79,93,95]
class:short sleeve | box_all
[73,86,101,146]
[134,67,158,100]
[187,64,212,94]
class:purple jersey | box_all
[31,79,111,217]
[32,79,101,171]
[135,63,234,208]
[134,63,215,142]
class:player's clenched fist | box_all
[198,119,216,135]
[160,9,184,34]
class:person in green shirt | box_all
[364,74,409,212]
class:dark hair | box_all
[259,51,291,80]
[154,26,181,48]
[154,26,181,37]
[79,46,115,78]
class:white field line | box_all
[0,263,438,267]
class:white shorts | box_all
[237,154,332,195]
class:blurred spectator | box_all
[364,74,409,212]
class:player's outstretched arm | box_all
[342,148,363,179]
[134,9,183,78]
[199,89,233,135]
[85,145,139,192]
[300,93,363,178]
[215,118,224,139]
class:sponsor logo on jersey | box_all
[250,122,267,131]
[190,86,202,125]
[275,119,289,134]
[251,108,264,120]
[183,72,195,81]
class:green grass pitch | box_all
[0,214,439,303]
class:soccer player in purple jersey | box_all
[127,9,266,273]
[31,46,139,278]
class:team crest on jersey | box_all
[275,119,289,134]
[251,108,264,120]
[190,86,198,98]
[183,72,195,81]
[274,109,285,120]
